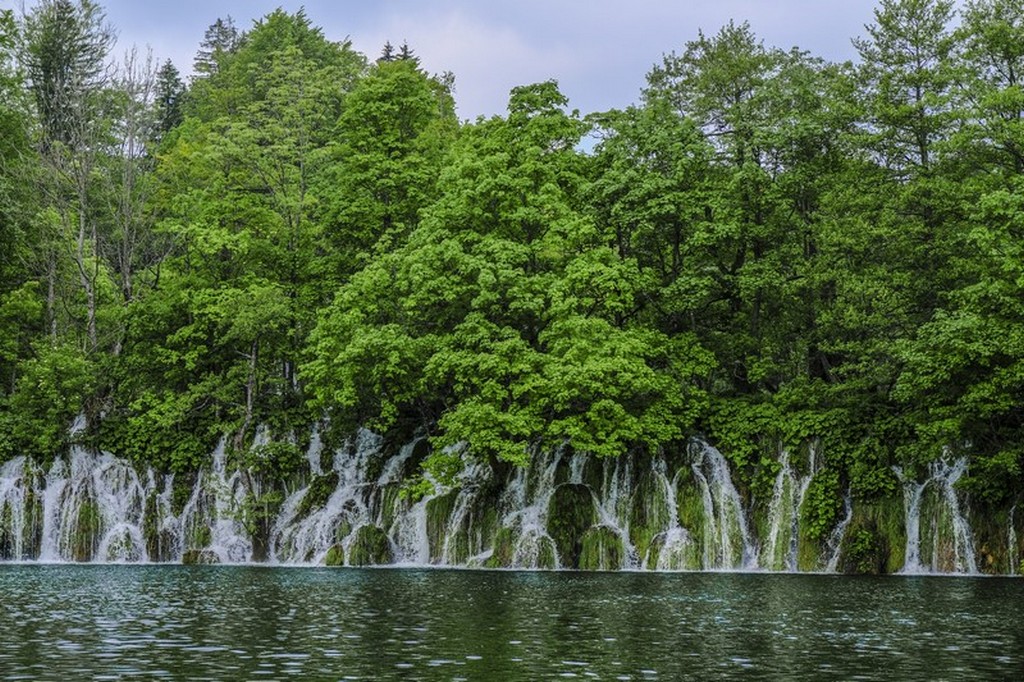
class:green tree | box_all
[154,58,184,136]
[306,81,713,481]
[316,55,456,285]
[109,10,366,462]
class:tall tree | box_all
[154,58,184,137]
[316,55,456,285]
[21,0,114,352]
[192,16,239,78]
[854,0,959,174]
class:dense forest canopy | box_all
[1,0,1023,517]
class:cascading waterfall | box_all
[0,458,31,560]
[590,455,638,568]
[270,429,387,564]
[690,441,757,570]
[823,491,853,573]
[760,446,816,571]
[0,429,1003,574]
[37,449,151,563]
[180,438,253,564]
[648,458,693,570]
[501,447,564,569]
[895,456,977,574]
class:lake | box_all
[0,566,1020,680]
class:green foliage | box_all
[800,468,842,541]
[2,341,93,460]
[243,440,304,478]
[3,1,1024,526]
[296,471,339,517]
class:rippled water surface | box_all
[0,566,1021,680]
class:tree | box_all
[192,16,239,78]
[854,0,959,174]
[116,9,367,458]
[316,55,456,285]
[0,9,43,399]
[893,0,1024,499]
[21,0,115,352]
[154,59,184,136]
[306,81,713,481]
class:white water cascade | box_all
[0,430,1003,574]
[823,491,853,573]
[0,457,31,560]
[690,441,757,570]
[648,457,694,570]
[500,447,565,569]
[760,446,817,571]
[895,456,977,574]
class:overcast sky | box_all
[88,0,886,120]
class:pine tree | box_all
[193,16,239,77]
[154,59,184,135]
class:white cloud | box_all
[346,9,582,120]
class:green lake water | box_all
[0,566,1020,680]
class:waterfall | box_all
[270,429,383,564]
[306,425,324,477]
[895,456,977,574]
[390,481,436,565]
[32,449,152,563]
[823,491,853,573]
[0,458,30,560]
[502,448,564,569]
[439,459,493,565]
[690,441,756,570]
[0,429,1004,574]
[648,457,693,570]
[183,438,253,563]
[760,447,816,571]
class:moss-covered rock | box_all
[296,472,339,519]
[970,499,1023,575]
[73,499,101,562]
[547,483,596,568]
[182,548,220,565]
[143,490,162,561]
[579,526,625,570]
[377,484,403,530]
[838,496,905,574]
[536,536,558,569]
[426,490,459,563]
[629,472,670,563]
[0,501,15,560]
[101,528,144,562]
[324,544,345,566]
[171,473,196,517]
[347,525,393,566]
[188,523,213,550]
[675,467,706,555]
[484,527,516,568]
[646,530,701,570]
[24,485,42,558]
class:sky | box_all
[80,0,885,120]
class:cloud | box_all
[98,0,888,120]
[347,9,582,120]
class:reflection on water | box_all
[0,566,1020,680]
